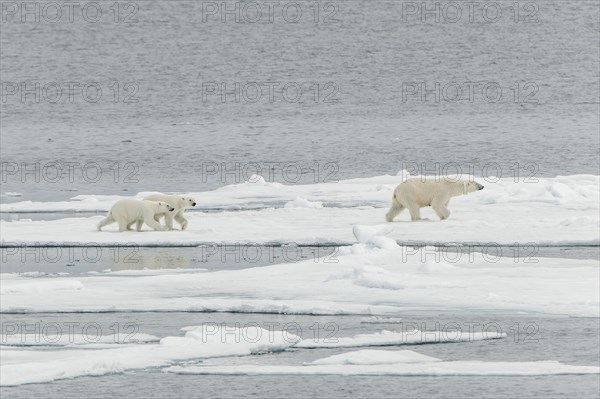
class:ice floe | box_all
[164,349,600,376]
[1,174,597,247]
[295,330,506,348]
[1,237,597,316]
[0,325,298,386]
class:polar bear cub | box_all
[97,199,175,232]
[143,193,196,230]
[385,179,484,222]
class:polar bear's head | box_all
[179,196,197,208]
[157,201,175,212]
[463,181,484,194]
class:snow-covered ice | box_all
[1,236,598,316]
[1,173,599,387]
[1,174,598,247]
[0,325,299,386]
[284,196,324,209]
[164,349,600,376]
[295,330,506,348]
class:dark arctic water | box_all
[1,312,599,399]
[1,0,599,202]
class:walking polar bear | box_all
[385,179,484,222]
[143,193,196,230]
[97,199,175,232]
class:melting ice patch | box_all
[165,349,600,376]
[0,325,299,386]
[1,242,598,316]
[295,329,506,348]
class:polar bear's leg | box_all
[385,202,404,222]
[432,198,451,220]
[407,204,422,221]
[174,210,188,230]
[136,220,144,231]
[117,218,129,232]
[126,221,136,231]
[97,216,115,231]
[153,213,169,229]
[180,218,188,230]
[143,209,166,231]
[162,212,175,230]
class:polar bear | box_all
[143,193,196,230]
[97,199,175,232]
[385,179,484,222]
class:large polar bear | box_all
[97,199,175,232]
[385,179,484,222]
[143,193,196,230]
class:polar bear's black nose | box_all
[477,183,484,190]
[192,202,196,206]
[169,207,175,211]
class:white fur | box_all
[97,199,174,232]
[143,194,196,230]
[385,179,484,222]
